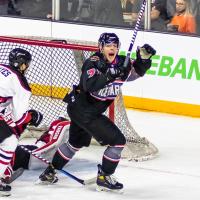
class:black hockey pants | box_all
[67,105,126,148]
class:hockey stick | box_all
[123,0,147,68]
[19,145,96,185]
[6,168,25,184]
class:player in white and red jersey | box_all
[0,48,43,197]
[2,117,70,185]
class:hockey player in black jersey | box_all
[0,48,43,196]
[38,32,156,191]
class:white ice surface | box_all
[4,109,200,200]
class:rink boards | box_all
[0,17,200,117]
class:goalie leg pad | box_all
[13,145,37,171]
[33,120,70,154]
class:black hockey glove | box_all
[106,67,124,82]
[96,59,108,71]
[28,109,43,127]
[134,44,156,76]
[139,44,156,60]
[90,55,109,72]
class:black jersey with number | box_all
[65,52,132,122]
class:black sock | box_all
[52,151,69,170]
[102,157,119,175]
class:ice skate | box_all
[38,164,58,184]
[0,179,11,197]
[96,164,123,193]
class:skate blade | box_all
[0,191,11,197]
[96,185,124,194]
[35,179,56,185]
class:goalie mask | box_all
[9,48,32,73]
[98,33,120,49]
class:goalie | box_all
[38,32,156,192]
[0,48,43,197]
[2,117,70,184]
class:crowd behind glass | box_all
[0,0,200,36]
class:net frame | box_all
[0,36,158,161]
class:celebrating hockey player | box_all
[38,32,156,191]
[0,48,43,196]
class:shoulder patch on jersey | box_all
[87,68,96,78]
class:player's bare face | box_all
[19,63,30,75]
[102,43,118,63]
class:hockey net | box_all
[0,36,158,161]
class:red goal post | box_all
[0,36,158,161]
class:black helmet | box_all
[9,48,32,69]
[98,32,120,48]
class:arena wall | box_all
[1,17,200,116]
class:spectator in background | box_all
[121,0,139,26]
[121,0,134,12]
[0,0,8,15]
[0,0,21,16]
[16,0,51,19]
[59,0,79,21]
[167,0,196,34]
[166,0,176,17]
[92,0,125,26]
[190,0,200,34]
[150,0,175,31]
[76,0,95,22]
[15,0,79,21]
[7,0,21,15]
[130,0,175,31]
[66,0,79,20]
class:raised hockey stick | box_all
[123,0,147,68]
[19,145,96,185]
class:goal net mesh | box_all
[0,36,158,161]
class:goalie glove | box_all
[134,44,156,76]
[28,109,43,127]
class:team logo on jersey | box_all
[90,81,123,100]
[87,68,96,78]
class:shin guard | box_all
[52,142,79,170]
